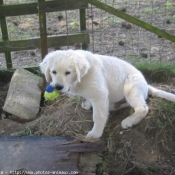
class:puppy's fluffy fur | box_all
[40,50,175,138]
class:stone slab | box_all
[3,68,43,121]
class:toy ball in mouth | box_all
[44,85,60,100]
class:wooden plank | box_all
[0,136,105,152]
[0,137,78,173]
[0,33,90,52]
[38,0,48,59]
[85,0,175,43]
[0,66,40,82]
[57,141,105,153]
[0,136,104,173]
[0,0,12,68]
[79,9,88,50]
[0,0,88,17]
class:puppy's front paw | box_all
[121,117,133,129]
[81,99,92,110]
[86,130,102,139]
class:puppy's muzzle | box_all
[55,84,64,91]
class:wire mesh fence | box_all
[0,0,175,70]
[86,0,175,62]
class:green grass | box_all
[146,98,175,151]
[142,6,164,15]
[142,7,154,14]
[69,19,79,30]
[104,16,123,26]
[132,60,175,83]
[165,2,173,10]
[10,127,33,136]
[131,162,156,175]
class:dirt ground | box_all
[1,80,175,175]
[1,0,175,174]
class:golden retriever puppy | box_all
[40,50,175,138]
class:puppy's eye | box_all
[52,70,57,74]
[65,71,71,75]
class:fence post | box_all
[38,0,48,59]
[0,0,12,68]
[79,9,87,50]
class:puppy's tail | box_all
[148,85,175,102]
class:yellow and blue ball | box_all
[44,85,60,100]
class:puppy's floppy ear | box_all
[39,56,51,82]
[73,53,90,83]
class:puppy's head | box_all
[39,50,90,93]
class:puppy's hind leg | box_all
[121,75,149,129]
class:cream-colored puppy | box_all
[40,50,175,138]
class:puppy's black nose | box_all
[55,84,64,90]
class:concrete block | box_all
[3,68,44,121]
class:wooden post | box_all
[0,0,12,68]
[38,0,48,59]
[79,9,88,50]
